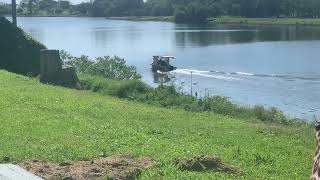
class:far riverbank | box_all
[109,16,320,26]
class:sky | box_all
[0,0,90,5]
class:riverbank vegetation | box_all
[0,70,314,179]
[209,16,320,25]
[79,74,306,125]
[87,0,320,23]
[13,0,85,16]
[109,15,320,26]
[61,52,305,125]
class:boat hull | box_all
[151,64,177,72]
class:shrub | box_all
[253,105,288,123]
[79,74,150,99]
[60,51,141,80]
[116,80,149,98]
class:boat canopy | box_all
[160,56,175,59]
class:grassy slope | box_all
[0,70,315,179]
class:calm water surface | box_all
[13,17,320,120]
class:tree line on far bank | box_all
[0,3,11,15]
[2,0,320,23]
[80,0,320,23]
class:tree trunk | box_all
[11,0,17,26]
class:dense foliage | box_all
[17,0,81,16]
[60,51,141,80]
[77,0,320,23]
[145,0,320,18]
[0,3,11,15]
[90,0,144,16]
[13,0,320,22]
[0,16,46,75]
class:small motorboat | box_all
[151,55,177,72]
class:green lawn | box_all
[0,70,315,179]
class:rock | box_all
[39,50,80,89]
[57,66,81,89]
[40,50,62,83]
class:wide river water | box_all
[11,17,320,120]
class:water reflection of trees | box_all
[174,24,320,47]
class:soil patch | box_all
[18,155,155,180]
[176,155,239,173]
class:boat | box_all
[151,55,177,72]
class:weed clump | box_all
[176,155,239,173]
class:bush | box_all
[253,105,288,123]
[0,17,46,75]
[174,3,209,24]
[60,51,141,80]
[79,74,150,98]
[116,79,149,98]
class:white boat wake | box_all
[171,68,320,82]
[172,69,240,80]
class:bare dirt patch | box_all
[176,155,239,173]
[18,155,155,180]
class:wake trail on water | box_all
[172,69,240,80]
[172,69,320,82]
[231,71,320,81]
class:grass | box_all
[0,70,315,179]
[209,16,320,26]
[108,16,175,22]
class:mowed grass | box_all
[0,70,315,179]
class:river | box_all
[12,17,320,120]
